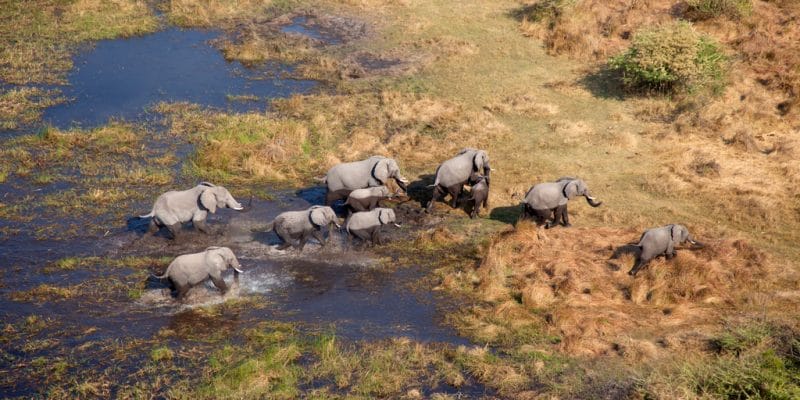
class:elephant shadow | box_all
[296,186,327,206]
[489,205,522,225]
[405,174,436,208]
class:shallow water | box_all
[0,22,473,397]
[43,28,316,129]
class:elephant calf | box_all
[154,246,243,301]
[467,174,489,219]
[520,177,601,228]
[261,206,340,251]
[346,207,400,248]
[344,186,396,215]
[139,182,244,239]
[614,224,703,276]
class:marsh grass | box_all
[0,0,158,85]
[0,87,65,130]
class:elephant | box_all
[343,186,397,215]
[615,224,703,276]
[519,177,602,228]
[139,182,243,239]
[321,156,409,206]
[260,205,340,250]
[428,148,490,212]
[153,246,243,301]
[467,174,489,219]
[345,207,400,247]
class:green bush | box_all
[609,21,726,94]
[684,0,753,20]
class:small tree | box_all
[610,21,726,94]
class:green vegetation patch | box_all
[610,21,727,94]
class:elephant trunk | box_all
[687,235,705,248]
[585,194,602,207]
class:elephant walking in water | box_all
[138,182,244,239]
[428,148,490,212]
[519,177,601,228]
[259,206,340,251]
[153,247,243,301]
[345,208,400,248]
[321,156,409,206]
[613,224,703,276]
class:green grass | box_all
[684,0,753,20]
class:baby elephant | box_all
[467,174,489,219]
[615,224,703,276]
[344,186,396,215]
[261,206,340,250]
[346,207,400,248]
[153,246,243,301]
[139,182,244,239]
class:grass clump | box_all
[0,88,65,130]
[150,346,174,362]
[684,0,753,21]
[0,0,158,85]
[610,21,726,94]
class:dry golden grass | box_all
[464,223,782,359]
[164,0,275,27]
[0,88,65,130]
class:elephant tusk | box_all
[233,267,244,273]
[393,223,402,228]
[233,205,244,211]
[587,195,597,200]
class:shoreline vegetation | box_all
[2,0,800,398]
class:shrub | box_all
[684,0,753,21]
[609,21,726,94]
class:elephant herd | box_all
[137,149,702,302]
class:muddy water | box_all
[0,22,470,396]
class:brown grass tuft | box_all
[467,223,780,358]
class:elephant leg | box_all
[296,232,310,250]
[210,275,228,295]
[147,219,160,235]
[544,208,559,229]
[428,185,445,212]
[447,184,463,208]
[167,223,181,240]
[312,230,326,246]
[175,283,190,301]
[275,226,294,250]
[628,256,648,276]
[193,219,212,234]
[666,242,676,259]
[560,205,571,227]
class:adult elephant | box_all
[520,177,601,228]
[322,156,409,206]
[427,148,490,212]
[153,246,243,301]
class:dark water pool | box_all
[43,28,316,129]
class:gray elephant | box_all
[520,177,602,228]
[321,156,409,206]
[615,224,703,276]
[260,206,340,250]
[467,174,489,219]
[344,186,397,215]
[139,182,243,239]
[345,207,400,247]
[428,148,490,211]
[153,246,243,301]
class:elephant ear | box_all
[378,209,388,225]
[562,180,579,199]
[472,150,487,172]
[200,188,217,213]
[310,207,327,226]
[670,225,680,243]
[206,248,226,272]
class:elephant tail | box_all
[610,244,641,260]
[151,267,170,280]
[139,210,154,219]
[251,221,275,233]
